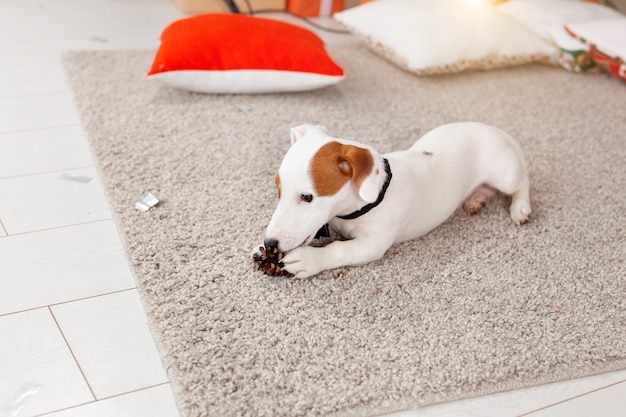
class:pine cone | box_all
[253,245,293,277]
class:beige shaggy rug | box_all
[64,44,626,417]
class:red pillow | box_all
[147,14,345,93]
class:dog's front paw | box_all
[282,246,323,279]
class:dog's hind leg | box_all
[508,176,532,225]
[463,184,496,215]
[489,171,532,225]
[485,148,532,225]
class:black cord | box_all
[241,0,254,14]
[223,0,241,13]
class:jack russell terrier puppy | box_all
[253,122,532,279]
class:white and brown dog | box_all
[254,122,532,278]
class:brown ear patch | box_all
[275,173,281,199]
[310,141,374,197]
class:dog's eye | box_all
[300,194,313,203]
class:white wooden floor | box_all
[0,1,624,416]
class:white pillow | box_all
[333,0,554,75]
[567,18,626,62]
[497,0,622,41]
[497,0,623,72]
[566,17,626,82]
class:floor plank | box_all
[0,127,92,179]
[50,291,169,399]
[0,63,68,97]
[0,93,79,133]
[0,221,135,315]
[523,379,626,417]
[0,309,93,416]
[39,384,180,417]
[0,168,110,234]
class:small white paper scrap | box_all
[135,193,159,212]
[232,102,251,112]
[2,382,43,417]
[58,172,93,183]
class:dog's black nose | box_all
[264,238,279,249]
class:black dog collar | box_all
[337,158,393,220]
[314,158,393,239]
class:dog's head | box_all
[264,124,386,252]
